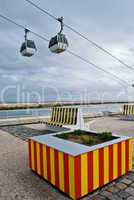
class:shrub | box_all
[56,133,69,139]
[73,129,83,135]
[81,135,96,145]
[99,132,113,141]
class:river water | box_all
[0,103,124,119]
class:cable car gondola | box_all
[20,29,37,57]
[48,17,69,53]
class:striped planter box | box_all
[28,132,133,199]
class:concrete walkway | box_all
[89,116,134,137]
[0,130,69,200]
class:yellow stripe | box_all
[126,105,128,115]
[131,105,133,115]
[129,105,132,115]
[60,107,63,124]
[130,105,132,115]
[64,108,67,124]
[132,106,134,115]
[31,140,35,171]
[129,139,133,170]
[57,107,61,123]
[132,105,134,115]
[81,153,88,196]
[69,156,75,199]
[125,105,127,115]
[61,108,64,123]
[55,107,58,122]
[58,151,64,191]
[50,148,55,185]
[51,107,54,122]
[72,108,76,125]
[127,105,129,115]
[43,145,47,179]
[121,141,126,175]
[104,147,109,184]
[36,143,41,175]
[93,150,99,189]
[69,108,73,124]
[63,108,66,124]
[113,143,118,179]
[124,105,127,115]
[54,107,56,122]
[66,108,70,124]
[123,105,125,115]
[129,105,131,115]
[128,105,130,115]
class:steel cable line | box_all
[0,14,49,42]
[0,13,129,87]
[24,0,134,71]
[67,50,129,87]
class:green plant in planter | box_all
[73,129,84,135]
[81,135,96,145]
[56,133,69,139]
[98,132,113,141]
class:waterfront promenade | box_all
[0,116,134,199]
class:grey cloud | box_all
[0,0,134,102]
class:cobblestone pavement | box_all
[0,125,54,141]
[87,171,134,200]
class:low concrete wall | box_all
[0,112,120,126]
[0,116,48,126]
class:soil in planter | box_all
[55,130,118,147]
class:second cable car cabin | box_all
[48,17,69,53]
[20,29,37,57]
[49,33,68,53]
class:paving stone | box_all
[127,197,134,200]
[112,194,122,200]
[121,178,133,185]
[126,174,134,181]
[116,182,128,190]
[125,187,134,196]
[83,192,99,200]
[100,191,113,199]
[107,185,120,193]
[116,177,124,183]
[90,195,107,200]
[131,183,134,188]
[118,190,130,199]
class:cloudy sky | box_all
[0,0,134,103]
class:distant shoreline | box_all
[0,101,132,110]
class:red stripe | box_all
[118,143,122,176]
[33,141,37,171]
[74,156,81,199]
[125,140,129,172]
[99,148,104,187]
[54,149,59,188]
[88,152,93,192]
[46,146,51,181]
[40,144,44,177]
[109,145,113,182]
[63,153,69,194]
[28,139,32,168]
